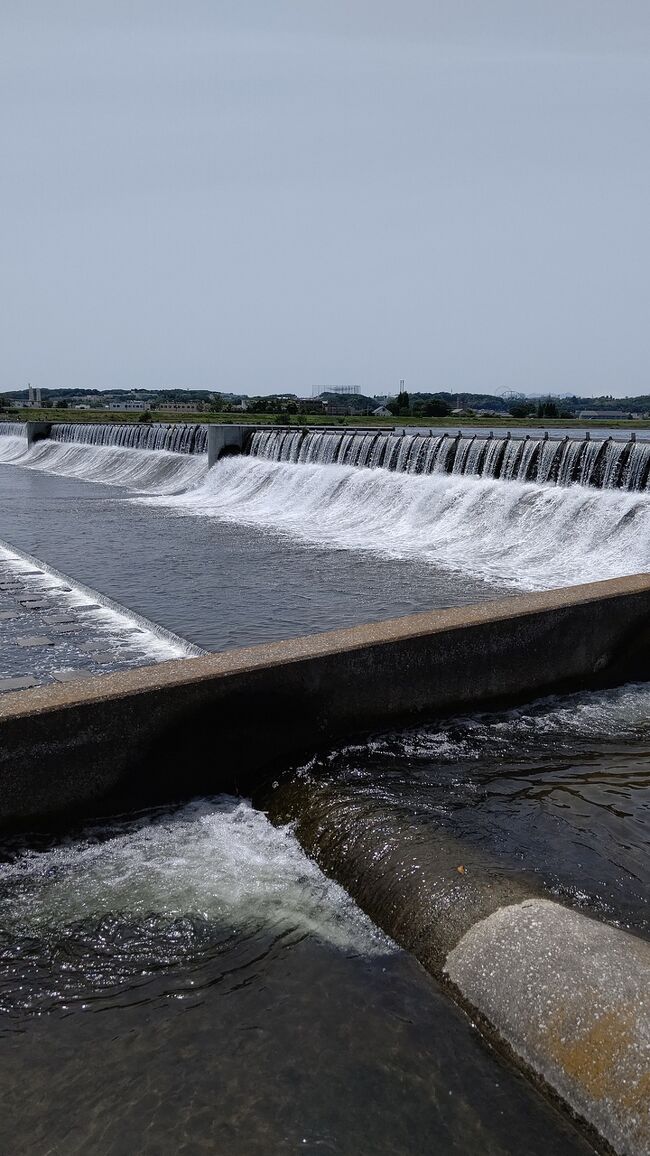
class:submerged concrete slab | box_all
[0,677,38,693]
[446,900,650,1156]
[51,669,93,683]
[0,611,21,621]
[15,635,54,648]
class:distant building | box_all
[26,385,42,408]
[578,409,634,420]
[373,406,392,417]
[298,399,326,414]
[109,401,148,411]
[325,401,354,416]
[156,402,200,412]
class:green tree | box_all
[536,399,559,418]
[387,390,410,416]
[422,399,451,417]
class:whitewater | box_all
[1,433,650,591]
[146,456,650,591]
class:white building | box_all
[156,402,201,412]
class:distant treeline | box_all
[2,387,649,419]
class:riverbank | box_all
[4,409,650,431]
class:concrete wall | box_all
[207,424,251,467]
[0,573,649,827]
[26,421,52,446]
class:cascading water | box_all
[3,419,650,590]
[247,429,650,491]
[0,421,27,438]
[144,454,650,591]
[0,428,207,493]
[49,421,208,454]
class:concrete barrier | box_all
[446,900,650,1156]
[26,421,52,446]
[1,573,650,827]
[264,782,650,1156]
[207,424,250,467]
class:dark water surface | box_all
[0,798,593,1156]
[274,683,650,940]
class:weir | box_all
[247,427,650,490]
[0,423,649,1151]
[1,420,650,489]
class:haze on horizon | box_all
[1,1,649,399]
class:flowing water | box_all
[0,440,509,652]
[247,427,650,491]
[144,455,650,590]
[0,798,594,1155]
[50,421,208,454]
[266,682,650,943]
[0,424,648,1151]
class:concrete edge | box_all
[264,781,650,1155]
[0,537,206,659]
[1,573,649,720]
[444,899,650,1156]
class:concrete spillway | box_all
[2,421,650,489]
[248,427,650,490]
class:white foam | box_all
[0,434,29,463]
[1,797,392,955]
[343,682,650,765]
[0,436,206,494]
[142,456,650,591]
[4,438,650,591]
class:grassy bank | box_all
[3,408,650,431]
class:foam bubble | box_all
[1,797,392,955]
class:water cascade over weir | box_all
[47,422,208,455]
[247,428,650,491]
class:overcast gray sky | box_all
[1,1,649,397]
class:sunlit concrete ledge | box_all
[446,899,650,1156]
